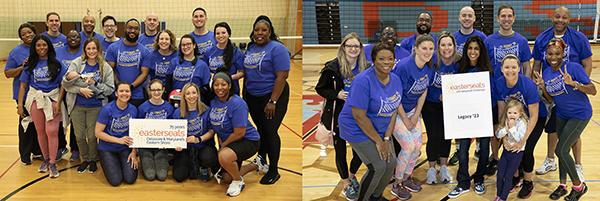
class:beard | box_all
[125,32,139,42]
[417,24,431,35]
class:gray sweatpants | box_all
[350,140,396,201]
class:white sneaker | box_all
[426,167,438,184]
[535,157,557,175]
[320,145,327,157]
[226,178,245,197]
[575,164,585,182]
[254,155,269,174]
[439,165,453,184]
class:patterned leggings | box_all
[393,110,422,180]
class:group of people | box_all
[317,5,594,201]
[5,7,292,197]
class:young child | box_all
[495,99,528,201]
[66,71,106,100]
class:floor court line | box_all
[303,179,600,189]
[0,158,18,180]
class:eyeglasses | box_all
[149,89,163,92]
[344,44,360,49]
[181,43,194,47]
[103,25,116,28]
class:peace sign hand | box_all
[533,71,544,88]
[559,67,576,87]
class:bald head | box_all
[145,13,160,33]
[553,6,571,33]
[381,26,397,45]
[459,6,476,30]
[554,6,570,17]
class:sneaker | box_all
[474,182,486,194]
[486,159,498,176]
[439,166,453,184]
[254,155,269,174]
[77,161,89,173]
[564,183,587,201]
[390,183,412,200]
[342,184,359,201]
[199,168,210,182]
[426,167,438,184]
[575,164,585,182]
[510,176,522,193]
[88,161,97,173]
[21,160,32,166]
[549,185,568,200]
[448,186,469,198]
[517,180,533,199]
[260,171,281,184]
[69,150,79,161]
[32,154,43,161]
[535,158,558,175]
[402,177,422,192]
[226,177,245,197]
[56,148,68,162]
[349,176,359,190]
[49,163,60,178]
[38,160,49,173]
[214,168,224,184]
[448,151,459,165]
[319,145,327,157]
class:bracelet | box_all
[573,82,581,90]
[268,99,277,105]
[197,136,202,143]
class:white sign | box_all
[129,119,188,149]
[442,72,493,139]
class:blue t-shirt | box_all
[484,32,532,79]
[171,108,212,148]
[533,27,593,66]
[338,68,402,143]
[190,31,216,59]
[137,100,174,119]
[494,74,546,117]
[341,64,361,93]
[453,29,487,57]
[209,95,260,142]
[542,62,592,120]
[204,46,244,94]
[392,56,432,112]
[5,44,30,100]
[55,46,83,68]
[137,33,156,50]
[142,50,177,86]
[399,34,438,53]
[97,101,137,152]
[244,41,290,96]
[19,59,67,93]
[171,58,210,91]
[364,44,410,67]
[41,32,67,48]
[75,62,103,108]
[80,32,106,49]
[427,61,459,102]
[105,41,150,99]
[101,39,119,56]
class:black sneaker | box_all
[448,151,459,165]
[549,185,567,200]
[77,161,89,173]
[88,161,97,173]
[510,176,522,192]
[56,148,68,162]
[486,159,498,176]
[564,183,588,201]
[517,180,534,199]
[259,171,280,185]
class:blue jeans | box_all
[99,149,138,186]
[497,149,524,200]
[457,137,490,188]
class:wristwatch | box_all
[383,136,391,141]
[573,82,581,90]
[268,99,277,105]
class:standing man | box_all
[101,15,120,53]
[364,26,410,66]
[41,12,67,48]
[453,6,487,56]
[138,13,160,50]
[399,12,437,52]
[190,7,216,59]
[532,6,591,182]
[80,15,106,49]
[105,19,150,106]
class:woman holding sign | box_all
[95,82,139,186]
[390,34,434,199]
[495,54,545,199]
[422,32,459,185]
[338,43,401,201]
[210,70,260,197]
[171,82,218,182]
[448,36,493,198]
[534,38,595,200]
[63,38,114,174]
[137,79,174,181]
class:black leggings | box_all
[333,126,362,179]
[18,110,41,163]
[244,83,289,172]
[518,116,546,174]
[172,145,219,182]
[422,101,451,162]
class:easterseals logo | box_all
[445,82,486,93]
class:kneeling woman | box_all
[171,83,219,182]
[210,71,260,197]
[95,82,139,186]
